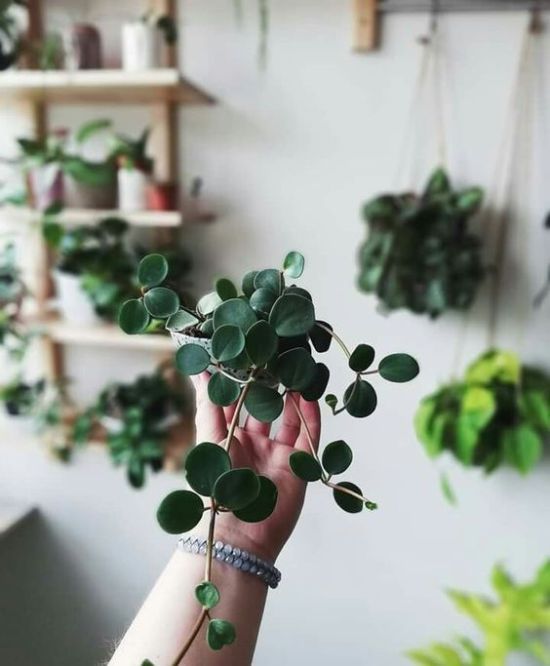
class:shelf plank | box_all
[0,68,215,105]
[0,206,183,228]
[40,316,175,352]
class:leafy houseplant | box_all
[110,128,154,212]
[408,560,550,666]
[0,0,25,70]
[0,242,28,361]
[358,167,486,318]
[119,250,419,658]
[415,350,550,476]
[74,369,188,488]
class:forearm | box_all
[109,537,269,666]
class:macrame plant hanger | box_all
[394,0,448,191]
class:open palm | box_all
[191,372,321,562]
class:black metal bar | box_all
[379,0,548,13]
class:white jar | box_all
[53,270,100,326]
[117,168,148,212]
[121,21,161,71]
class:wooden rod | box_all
[353,0,379,51]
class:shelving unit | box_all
[0,206,183,228]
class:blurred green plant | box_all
[0,0,25,70]
[358,167,485,318]
[119,249,419,658]
[415,349,550,475]
[408,560,550,666]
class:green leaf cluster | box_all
[408,560,550,666]
[415,349,550,475]
[358,167,486,318]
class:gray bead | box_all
[249,554,257,564]
[241,561,250,572]
[214,541,224,551]
[250,564,257,574]
[215,551,225,561]
[199,544,207,555]
[233,547,241,558]
[234,558,243,569]
[223,544,232,555]
[225,555,234,565]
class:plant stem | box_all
[171,609,208,666]
[288,393,324,472]
[205,506,217,581]
[224,382,251,453]
[316,323,352,359]
[324,480,374,505]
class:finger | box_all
[223,402,238,426]
[275,393,301,446]
[243,414,272,437]
[191,372,227,443]
[294,397,321,453]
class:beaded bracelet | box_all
[178,535,281,589]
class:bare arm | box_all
[109,373,321,666]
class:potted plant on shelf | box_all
[358,167,486,318]
[119,250,419,657]
[415,349,550,476]
[408,560,550,666]
[74,367,190,488]
[121,10,177,71]
[0,0,25,70]
[110,128,154,213]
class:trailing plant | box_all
[140,10,178,44]
[110,128,153,174]
[534,213,550,308]
[415,349,550,476]
[358,167,486,318]
[74,369,188,488]
[119,250,419,659]
[408,560,550,666]
[0,242,29,361]
[0,0,25,70]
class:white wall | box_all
[1,1,550,664]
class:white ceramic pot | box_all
[118,168,148,212]
[53,271,100,326]
[121,21,161,71]
[27,164,64,210]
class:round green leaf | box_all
[119,298,150,334]
[213,468,261,510]
[379,353,420,382]
[242,271,258,298]
[166,310,199,332]
[200,318,214,336]
[309,320,332,353]
[207,619,236,651]
[211,325,245,362]
[333,481,364,513]
[283,251,305,278]
[325,394,338,413]
[213,298,257,333]
[138,253,168,288]
[285,285,312,300]
[185,442,231,496]
[195,581,220,609]
[289,451,323,481]
[276,348,317,391]
[344,380,377,418]
[246,320,278,366]
[269,294,315,337]
[244,384,284,423]
[157,490,204,534]
[197,291,222,316]
[144,287,180,318]
[208,371,240,406]
[322,440,353,475]
[215,277,238,301]
[254,268,283,295]
[349,344,375,372]
[249,287,277,316]
[234,476,278,523]
[301,363,330,402]
[176,344,211,375]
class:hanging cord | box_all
[393,0,448,190]
[485,12,541,350]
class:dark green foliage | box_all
[415,349,550,475]
[207,619,236,650]
[289,451,323,482]
[358,167,486,318]
[157,490,204,533]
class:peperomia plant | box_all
[358,167,486,318]
[119,250,419,658]
[408,560,550,666]
[415,350,550,476]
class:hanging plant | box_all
[408,560,550,666]
[358,167,486,318]
[415,349,550,475]
[0,0,25,70]
[119,250,419,658]
[534,212,550,307]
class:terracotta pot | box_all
[146,182,177,211]
[64,175,117,210]
[64,23,103,70]
[26,165,64,210]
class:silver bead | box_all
[214,540,224,551]
[234,558,243,569]
[233,547,241,558]
[241,550,249,561]
[241,561,250,572]
[223,544,232,555]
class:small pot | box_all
[63,174,117,210]
[118,168,149,212]
[53,270,100,326]
[64,23,103,70]
[146,181,177,211]
[121,21,161,71]
[26,165,64,210]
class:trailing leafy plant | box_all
[140,10,178,44]
[358,167,486,318]
[119,250,419,658]
[534,213,550,308]
[415,349,550,475]
[408,560,550,666]
[0,242,29,361]
[74,369,188,488]
[110,128,153,174]
[0,0,25,70]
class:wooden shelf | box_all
[0,206,183,228]
[39,315,174,352]
[0,68,215,105]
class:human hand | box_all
[190,372,321,563]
